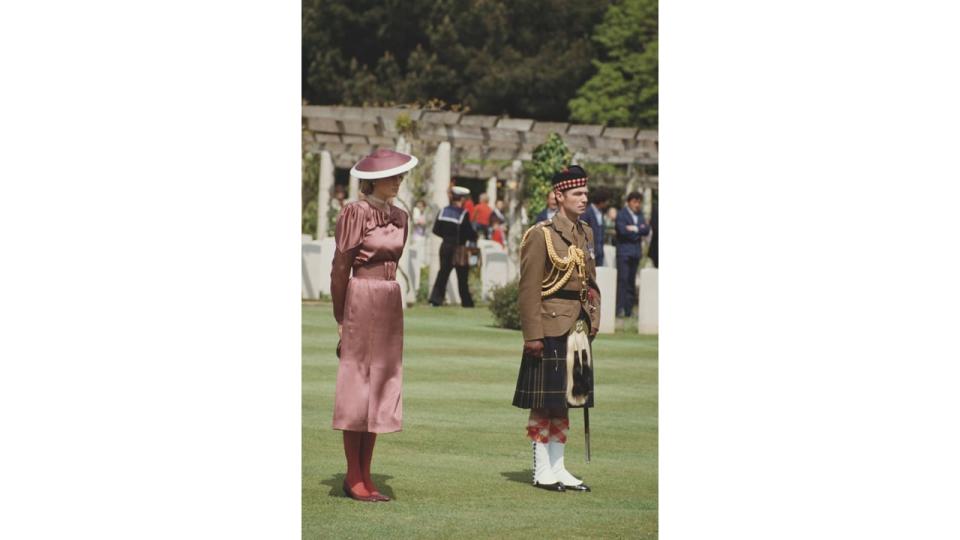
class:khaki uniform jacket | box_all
[519,212,601,341]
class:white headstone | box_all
[596,266,617,334]
[396,226,416,308]
[396,255,411,309]
[637,268,658,334]
[301,239,324,300]
[506,256,519,282]
[317,151,334,239]
[405,232,427,303]
[603,245,616,268]
[479,240,509,300]
[316,237,337,296]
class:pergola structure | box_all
[302,105,658,187]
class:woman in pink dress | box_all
[330,149,418,502]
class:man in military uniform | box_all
[428,185,478,307]
[511,165,601,492]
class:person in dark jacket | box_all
[615,191,650,317]
[579,188,609,266]
[534,190,558,223]
[429,186,478,307]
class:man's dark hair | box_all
[626,191,643,203]
[589,188,610,205]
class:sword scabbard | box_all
[584,407,591,463]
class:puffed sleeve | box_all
[331,203,365,324]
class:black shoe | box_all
[563,483,591,492]
[533,482,565,492]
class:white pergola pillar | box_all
[348,174,359,202]
[425,142,461,304]
[430,141,451,209]
[643,187,653,222]
[486,176,498,206]
[316,151,334,239]
[393,136,416,308]
[505,160,524,280]
[394,135,415,213]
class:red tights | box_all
[342,431,382,497]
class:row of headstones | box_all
[302,234,657,335]
[300,234,513,304]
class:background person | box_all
[580,187,610,266]
[412,199,428,240]
[614,191,650,318]
[603,206,618,246]
[535,190,558,223]
[472,193,493,239]
[490,212,506,247]
[428,186,478,307]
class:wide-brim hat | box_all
[350,149,419,180]
[451,186,470,196]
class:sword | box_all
[584,407,591,463]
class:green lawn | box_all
[303,302,658,539]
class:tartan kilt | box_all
[512,328,594,410]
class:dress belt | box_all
[353,261,397,280]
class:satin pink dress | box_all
[331,200,408,433]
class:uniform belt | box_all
[546,289,581,301]
[353,261,396,280]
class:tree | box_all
[302,0,612,121]
[568,0,658,127]
[523,133,572,219]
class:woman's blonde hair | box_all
[359,179,375,195]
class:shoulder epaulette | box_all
[520,221,548,249]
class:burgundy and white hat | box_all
[350,149,419,180]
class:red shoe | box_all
[343,481,378,502]
[369,491,391,502]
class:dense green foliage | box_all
[303,0,622,121]
[522,133,572,219]
[303,302,658,538]
[301,151,319,238]
[488,278,521,329]
[568,0,658,127]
